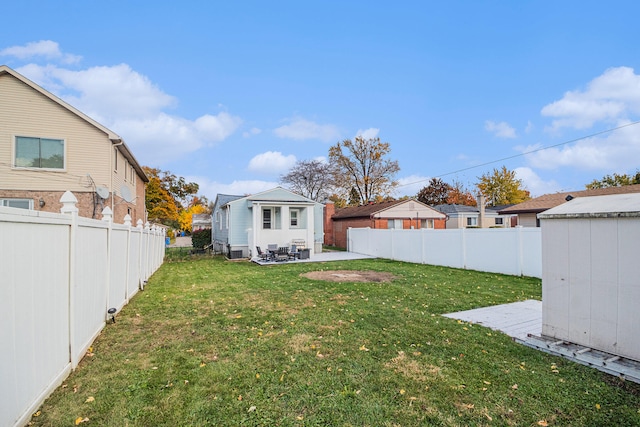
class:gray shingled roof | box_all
[498,184,640,214]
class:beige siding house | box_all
[0,65,148,223]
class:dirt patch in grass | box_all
[384,351,442,383]
[301,270,396,283]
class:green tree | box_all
[416,178,451,206]
[586,170,640,189]
[475,166,530,206]
[328,136,400,204]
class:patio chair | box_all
[288,244,299,260]
[256,246,271,261]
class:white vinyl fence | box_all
[1,192,165,427]
[348,227,541,278]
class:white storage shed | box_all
[538,193,640,362]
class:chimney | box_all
[477,194,485,228]
[323,201,335,246]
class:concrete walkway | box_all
[443,299,542,341]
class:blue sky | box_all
[3,1,640,201]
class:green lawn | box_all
[30,256,640,426]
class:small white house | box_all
[211,187,324,258]
[539,193,640,362]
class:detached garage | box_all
[539,193,640,362]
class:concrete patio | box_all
[251,250,375,265]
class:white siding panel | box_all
[542,220,570,338]
[616,219,640,360]
[589,220,618,351]
[567,219,591,343]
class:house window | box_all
[290,209,299,228]
[495,217,504,225]
[15,136,64,169]
[420,219,434,229]
[467,217,478,227]
[263,208,272,229]
[388,219,403,229]
[114,148,118,172]
[218,212,222,230]
[0,198,33,209]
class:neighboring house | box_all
[498,184,640,227]
[433,203,510,229]
[325,199,446,249]
[211,187,324,258]
[0,65,148,223]
[192,213,212,232]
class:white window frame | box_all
[420,219,434,229]
[466,216,478,227]
[0,198,34,209]
[290,208,299,228]
[495,217,504,225]
[263,208,272,229]
[14,136,66,170]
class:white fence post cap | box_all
[123,214,132,226]
[60,191,79,214]
[101,207,113,222]
[136,219,144,229]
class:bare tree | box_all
[280,159,335,201]
[328,136,400,204]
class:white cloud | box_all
[248,151,297,174]
[514,167,561,197]
[355,128,380,140]
[0,40,81,64]
[485,120,517,139]
[523,120,640,171]
[525,121,534,133]
[394,174,431,198]
[541,66,640,131]
[274,118,340,142]
[242,127,262,138]
[15,62,242,166]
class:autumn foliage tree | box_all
[143,166,207,230]
[416,178,477,206]
[416,178,451,206]
[328,136,400,204]
[475,166,530,206]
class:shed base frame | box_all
[518,334,640,384]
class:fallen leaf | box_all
[75,417,89,425]
[248,406,257,412]
[483,381,491,385]
[399,389,406,395]
[255,373,261,379]
[238,395,243,401]
[32,411,41,417]
[359,345,369,352]
[595,403,601,410]
[512,384,518,390]
[84,396,95,403]
[537,421,549,426]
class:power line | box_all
[397,120,640,189]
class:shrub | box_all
[191,228,211,249]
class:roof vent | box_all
[565,195,574,201]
